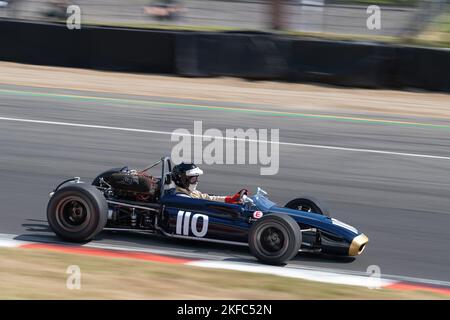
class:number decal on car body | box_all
[176,211,209,237]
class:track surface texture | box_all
[1,65,450,284]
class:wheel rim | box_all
[55,196,91,232]
[256,223,289,257]
[297,205,313,212]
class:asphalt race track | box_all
[1,84,450,285]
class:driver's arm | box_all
[186,189,243,204]
[191,191,227,202]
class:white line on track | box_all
[1,233,450,288]
[1,116,450,161]
[3,232,435,285]
[186,260,396,287]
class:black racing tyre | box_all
[248,213,302,265]
[284,197,330,217]
[47,183,108,242]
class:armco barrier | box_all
[0,19,449,92]
[176,33,293,80]
[0,20,175,73]
[0,20,88,67]
[89,27,175,73]
[290,39,396,88]
[395,46,450,92]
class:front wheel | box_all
[284,197,330,217]
[248,213,302,265]
[47,183,108,242]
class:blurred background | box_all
[0,0,449,47]
[1,0,450,301]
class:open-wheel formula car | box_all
[47,157,368,265]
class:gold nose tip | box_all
[349,234,369,256]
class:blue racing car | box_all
[46,156,369,265]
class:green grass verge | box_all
[0,247,448,299]
[413,10,450,47]
[332,0,419,6]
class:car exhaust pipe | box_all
[348,234,369,256]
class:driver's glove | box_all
[225,189,248,204]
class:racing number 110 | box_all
[176,211,209,237]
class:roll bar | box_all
[160,156,173,199]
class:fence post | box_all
[269,0,285,30]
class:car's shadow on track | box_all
[97,231,357,264]
[21,219,51,232]
[292,253,355,264]
[14,233,66,243]
[15,225,356,265]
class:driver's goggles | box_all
[188,175,199,183]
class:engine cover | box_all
[109,172,155,193]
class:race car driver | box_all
[171,163,246,204]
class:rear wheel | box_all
[284,197,330,217]
[47,184,108,242]
[249,214,302,265]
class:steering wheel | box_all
[239,189,249,202]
